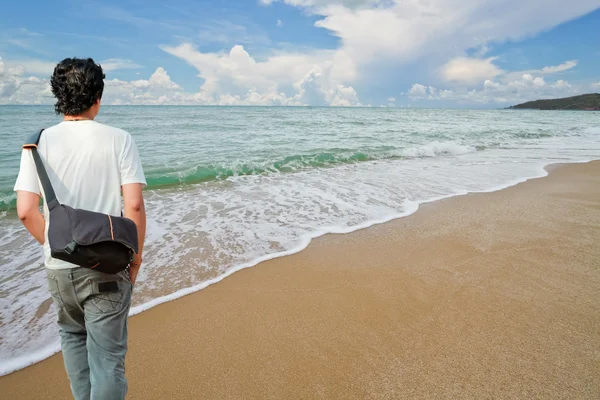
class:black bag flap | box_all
[65,206,139,253]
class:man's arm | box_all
[122,183,146,285]
[17,190,45,244]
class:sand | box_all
[1,161,599,399]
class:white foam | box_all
[0,341,61,377]
[0,192,16,211]
[399,141,475,157]
[583,127,600,136]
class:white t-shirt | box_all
[14,120,146,270]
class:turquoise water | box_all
[0,105,599,374]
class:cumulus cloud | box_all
[441,57,503,85]
[409,72,585,104]
[0,77,20,98]
[280,0,598,67]
[0,57,166,105]
[256,0,598,105]
[102,68,183,105]
[408,84,428,98]
[409,84,454,100]
[160,43,360,106]
[0,54,360,106]
[0,57,51,102]
[105,66,301,106]
[412,56,591,104]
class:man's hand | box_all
[129,254,142,285]
[122,183,146,287]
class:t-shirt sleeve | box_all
[13,149,41,195]
[120,133,147,187]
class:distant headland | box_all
[509,93,600,110]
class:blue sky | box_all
[1,0,599,107]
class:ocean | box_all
[1,105,599,375]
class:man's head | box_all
[50,58,105,117]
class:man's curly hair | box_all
[50,58,105,115]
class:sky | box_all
[0,0,599,107]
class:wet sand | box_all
[2,161,599,399]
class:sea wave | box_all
[0,140,477,210]
[0,141,479,209]
[0,192,17,212]
[142,141,477,189]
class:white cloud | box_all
[483,79,500,90]
[504,60,579,80]
[387,97,396,102]
[0,58,52,103]
[537,60,578,74]
[441,57,503,85]
[409,84,454,100]
[103,68,190,105]
[7,65,25,76]
[409,72,587,104]
[0,78,20,98]
[408,84,428,98]
[326,84,360,106]
[100,59,143,71]
[553,79,571,89]
[3,59,56,76]
[412,54,591,104]
[131,67,181,90]
[0,54,359,106]
[160,43,360,106]
[292,0,598,68]
[254,0,599,105]
[277,19,283,27]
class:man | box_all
[14,58,146,400]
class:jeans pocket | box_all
[47,274,65,309]
[86,278,127,315]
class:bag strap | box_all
[23,129,59,210]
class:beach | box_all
[1,160,599,399]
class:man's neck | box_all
[64,111,95,121]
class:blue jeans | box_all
[47,267,132,400]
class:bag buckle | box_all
[64,241,77,255]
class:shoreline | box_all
[1,160,599,399]
[0,159,596,377]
